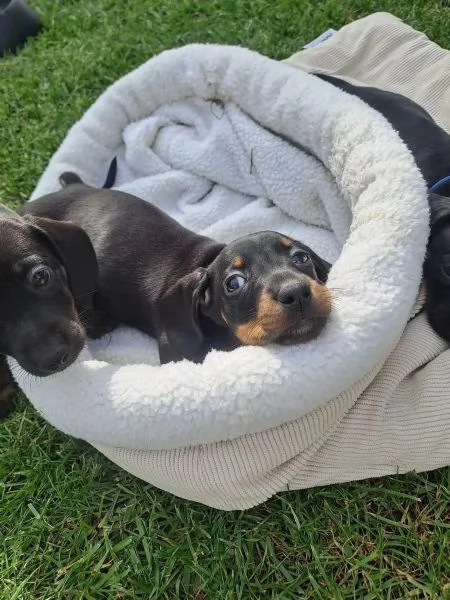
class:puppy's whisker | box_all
[10,362,32,388]
[74,288,98,300]
[242,307,258,320]
[328,284,367,294]
[330,298,347,310]
[78,317,89,331]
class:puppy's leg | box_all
[0,355,17,418]
[84,308,118,339]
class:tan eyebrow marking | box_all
[233,255,245,269]
[280,237,292,248]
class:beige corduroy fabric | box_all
[285,11,450,130]
[94,12,450,510]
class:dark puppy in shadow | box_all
[316,73,450,340]
[0,174,331,416]
[0,202,97,416]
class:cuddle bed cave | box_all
[12,12,450,510]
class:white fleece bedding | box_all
[12,44,429,450]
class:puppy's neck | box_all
[199,313,240,352]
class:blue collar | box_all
[429,175,450,193]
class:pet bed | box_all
[12,12,450,510]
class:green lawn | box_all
[1,1,450,598]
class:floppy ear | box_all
[428,192,450,229]
[425,193,450,285]
[157,268,210,364]
[24,215,99,312]
[309,249,331,283]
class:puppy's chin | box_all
[270,316,328,345]
[14,322,86,378]
[232,316,328,346]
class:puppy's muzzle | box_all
[15,322,86,377]
[234,276,331,346]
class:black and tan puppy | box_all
[0,204,93,375]
[157,230,330,363]
[0,178,331,415]
[315,73,450,340]
[0,202,97,415]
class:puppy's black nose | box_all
[278,281,311,309]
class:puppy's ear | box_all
[157,268,210,364]
[425,193,450,285]
[25,216,98,311]
[429,192,450,229]
[309,249,331,283]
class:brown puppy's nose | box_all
[277,281,311,310]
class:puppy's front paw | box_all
[0,356,17,418]
[84,310,118,339]
[0,384,16,418]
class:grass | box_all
[1,0,450,598]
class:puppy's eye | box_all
[28,266,53,289]
[225,274,246,293]
[292,252,310,266]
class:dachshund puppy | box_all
[0,202,97,416]
[315,73,450,341]
[157,230,331,363]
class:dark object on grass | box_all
[0,0,41,56]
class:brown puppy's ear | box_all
[25,215,98,311]
[309,249,331,283]
[157,268,210,364]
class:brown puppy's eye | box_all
[225,274,246,293]
[292,252,310,266]
[28,266,53,289]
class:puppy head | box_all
[157,231,331,363]
[0,207,97,376]
[426,193,450,281]
[424,192,450,340]
[202,231,332,346]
